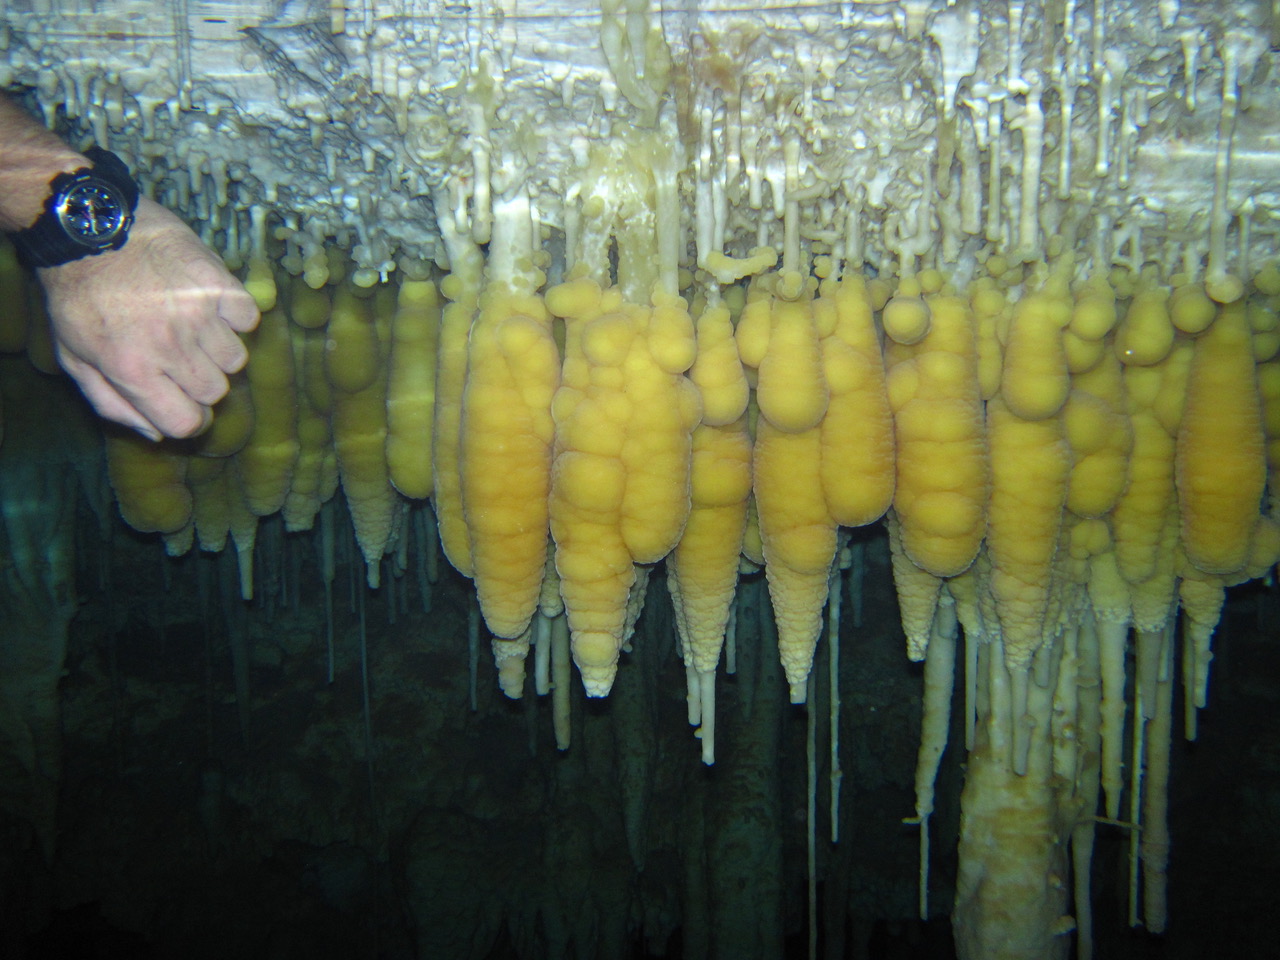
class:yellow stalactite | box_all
[1176,301,1267,575]
[236,306,300,517]
[888,293,988,578]
[188,454,231,552]
[670,414,752,675]
[618,297,700,564]
[106,432,193,535]
[193,375,255,459]
[818,275,895,527]
[1063,349,1132,519]
[283,323,335,533]
[546,279,665,696]
[433,280,479,578]
[748,273,828,433]
[985,394,1070,669]
[1000,290,1071,421]
[1115,282,1175,367]
[753,417,834,701]
[461,290,560,639]
[328,282,397,588]
[386,279,440,500]
[886,512,943,663]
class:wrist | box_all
[0,153,85,232]
[0,112,86,232]
[7,147,140,269]
[0,94,87,229]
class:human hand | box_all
[37,196,260,440]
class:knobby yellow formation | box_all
[188,455,231,552]
[386,279,440,501]
[547,277,700,696]
[1063,349,1132,520]
[1261,357,1280,512]
[105,429,192,535]
[283,319,337,533]
[461,288,560,640]
[433,266,482,580]
[1000,283,1071,421]
[327,284,398,588]
[886,289,988,580]
[195,375,255,461]
[11,4,1280,958]
[667,298,752,761]
[1176,301,1267,576]
[236,306,300,518]
[739,270,897,701]
[985,393,1070,670]
[740,272,835,701]
[819,275,896,531]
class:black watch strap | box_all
[9,146,140,270]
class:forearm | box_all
[0,93,87,232]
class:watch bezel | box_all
[55,178,131,249]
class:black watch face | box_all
[56,180,128,247]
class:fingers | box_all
[166,334,233,407]
[64,284,240,437]
[169,389,215,436]
[153,290,237,402]
[121,369,212,439]
[187,244,260,338]
[65,340,215,440]
[199,309,250,375]
[61,357,163,442]
[218,284,261,335]
[181,258,256,371]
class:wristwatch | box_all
[9,146,140,269]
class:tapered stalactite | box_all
[219,547,252,742]
[1069,613,1104,960]
[912,593,958,920]
[1140,623,1175,933]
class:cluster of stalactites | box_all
[884,255,1280,745]
[890,253,1280,959]
[6,224,1280,764]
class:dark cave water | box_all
[3,504,1278,960]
